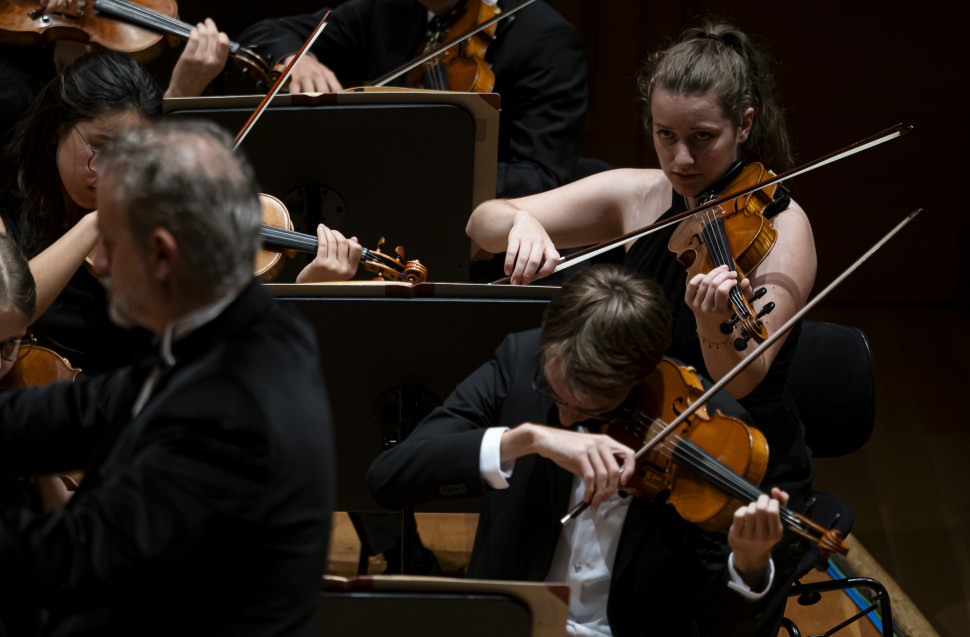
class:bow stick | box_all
[234,11,332,148]
[561,208,922,524]
[492,123,912,284]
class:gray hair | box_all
[97,119,262,296]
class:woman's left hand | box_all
[165,19,230,98]
[685,264,753,333]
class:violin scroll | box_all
[360,239,429,284]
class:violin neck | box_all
[672,439,808,536]
[93,0,245,55]
[699,214,752,319]
[261,225,316,254]
[260,224,371,264]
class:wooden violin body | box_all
[0,0,273,81]
[407,0,497,92]
[668,162,779,348]
[0,0,177,61]
[0,342,81,389]
[606,359,768,531]
[600,358,848,556]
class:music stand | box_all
[164,91,500,282]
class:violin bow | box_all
[561,207,923,524]
[370,0,537,87]
[234,10,332,149]
[492,122,913,284]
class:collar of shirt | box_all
[156,289,240,367]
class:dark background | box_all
[169,1,968,633]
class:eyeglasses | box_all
[532,376,627,424]
[74,126,98,171]
[1,332,35,363]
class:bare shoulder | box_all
[609,168,672,232]
[770,197,815,252]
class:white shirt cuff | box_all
[726,553,775,600]
[480,427,514,489]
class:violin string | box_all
[260,226,317,252]
[667,438,805,530]
[699,205,751,319]
[633,419,805,530]
[102,0,195,39]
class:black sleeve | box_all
[238,1,383,82]
[0,373,123,476]
[366,332,526,507]
[491,4,588,197]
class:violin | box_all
[1,0,175,61]
[0,340,81,389]
[0,0,273,82]
[601,359,848,556]
[407,0,497,92]
[667,162,778,350]
[257,193,429,284]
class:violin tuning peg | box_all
[394,246,406,259]
[733,336,749,351]
[720,315,740,335]
[748,287,768,303]
[756,301,775,319]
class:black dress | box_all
[623,186,813,503]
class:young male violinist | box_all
[367,264,798,637]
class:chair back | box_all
[787,321,876,458]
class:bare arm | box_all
[23,212,100,323]
[466,169,663,284]
[687,201,817,397]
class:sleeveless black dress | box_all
[623,186,813,502]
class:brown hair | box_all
[541,265,671,402]
[0,232,36,319]
[637,17,793,170]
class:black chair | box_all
[780,320,894,637]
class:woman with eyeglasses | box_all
[0,50,162,373]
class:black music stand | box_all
[320,575,569,637]
[164,91,500,283]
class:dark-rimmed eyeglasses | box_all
[532,376,627,424]
[74,125,98,171]
[1,332,35,363]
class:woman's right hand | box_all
[504,210,560,285]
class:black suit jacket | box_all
[0,281,334,636]
[240,0,588,198]
[368,329,789,636]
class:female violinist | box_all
[466,18,816,513]
[0,50,161,372]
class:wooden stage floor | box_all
[326,512,939,637]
